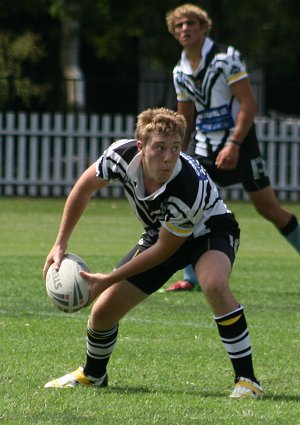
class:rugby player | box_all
[43,107,263,398]
[165,4,300,291]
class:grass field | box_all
[1,197,300,424]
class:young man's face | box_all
[173,14,206,48]
[138,131,182,186]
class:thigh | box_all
[90,280,148,330]
[195,250,238,316]
[195,249,232,287]
[248,186,292,227]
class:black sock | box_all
[83,322,118,379]
[214,306,257,382]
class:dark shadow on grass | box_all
[105,385,300,401]
[263,394,300,402]
[105,385,226,398]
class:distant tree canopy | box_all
[0,0,299,113]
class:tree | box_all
[220,0,300,114]
[0,0,299,113]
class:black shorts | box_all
[116,216,240,295]
[192,125,270,192]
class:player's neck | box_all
[185,40,204,71]
[143,177,161,196]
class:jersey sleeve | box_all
[96,139,129,182]
[160,189,207,238]
[222,47,248,86]
[161,198,195,237]
[173,66,192,102]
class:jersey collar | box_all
[180,37,214,76]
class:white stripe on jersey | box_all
[96,139,231,239]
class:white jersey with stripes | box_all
[173,37,248,157]
[96,139,232,241]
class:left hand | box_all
[80,270,112,305]
[215,143,240,170]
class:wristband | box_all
[227,138,242,147]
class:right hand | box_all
[80,270,112,304]
[42,243,67,280]
[215,143,240,170]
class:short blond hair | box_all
[166,3,212,36]
[135,108,186,144]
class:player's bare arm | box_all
[177,100,195,151]
[230,78,256,142]
[81,226,188,293]
[43,164,108,278]
[216,78,256,170]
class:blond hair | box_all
[166,3,212,36]
[135,108,186,144]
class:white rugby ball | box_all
[45,253,90,313]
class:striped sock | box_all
[280,214,300,254]
[83,321,119,379]
[214,305,256,381]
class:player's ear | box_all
[137,140,144,153]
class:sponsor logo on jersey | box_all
[230,64,241,75]
[196,104,234,132]
[181,152,208,181]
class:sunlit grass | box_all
[1,198,300,424]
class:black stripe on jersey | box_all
[124,184,160,228]
[104,139,137,181]
[175,42,236,109]
[196,43,219,82]
[203,181,212,208]
[105,156,127,180]
[198,43,226,106]
[109,139,137,157]
[166,201,188,220]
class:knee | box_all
[89,306,116,331]
[200,276,227,299]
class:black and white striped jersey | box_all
[96,139,233,241]
[173,37,249,157]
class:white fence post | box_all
[0,111,299,200]
[28,113,39,197]
[40,113,52,197]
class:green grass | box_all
[1,197,300,424]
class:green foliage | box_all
[1,198,300,424]
[221,0,300,74]
[0,31,49,107]
[70,0,300,73]
[0,0,298,111]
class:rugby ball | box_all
[45,253,90,313]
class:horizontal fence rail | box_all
[0,111,300,201]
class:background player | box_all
[165,3,300,291]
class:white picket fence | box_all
[0,111,300,200]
